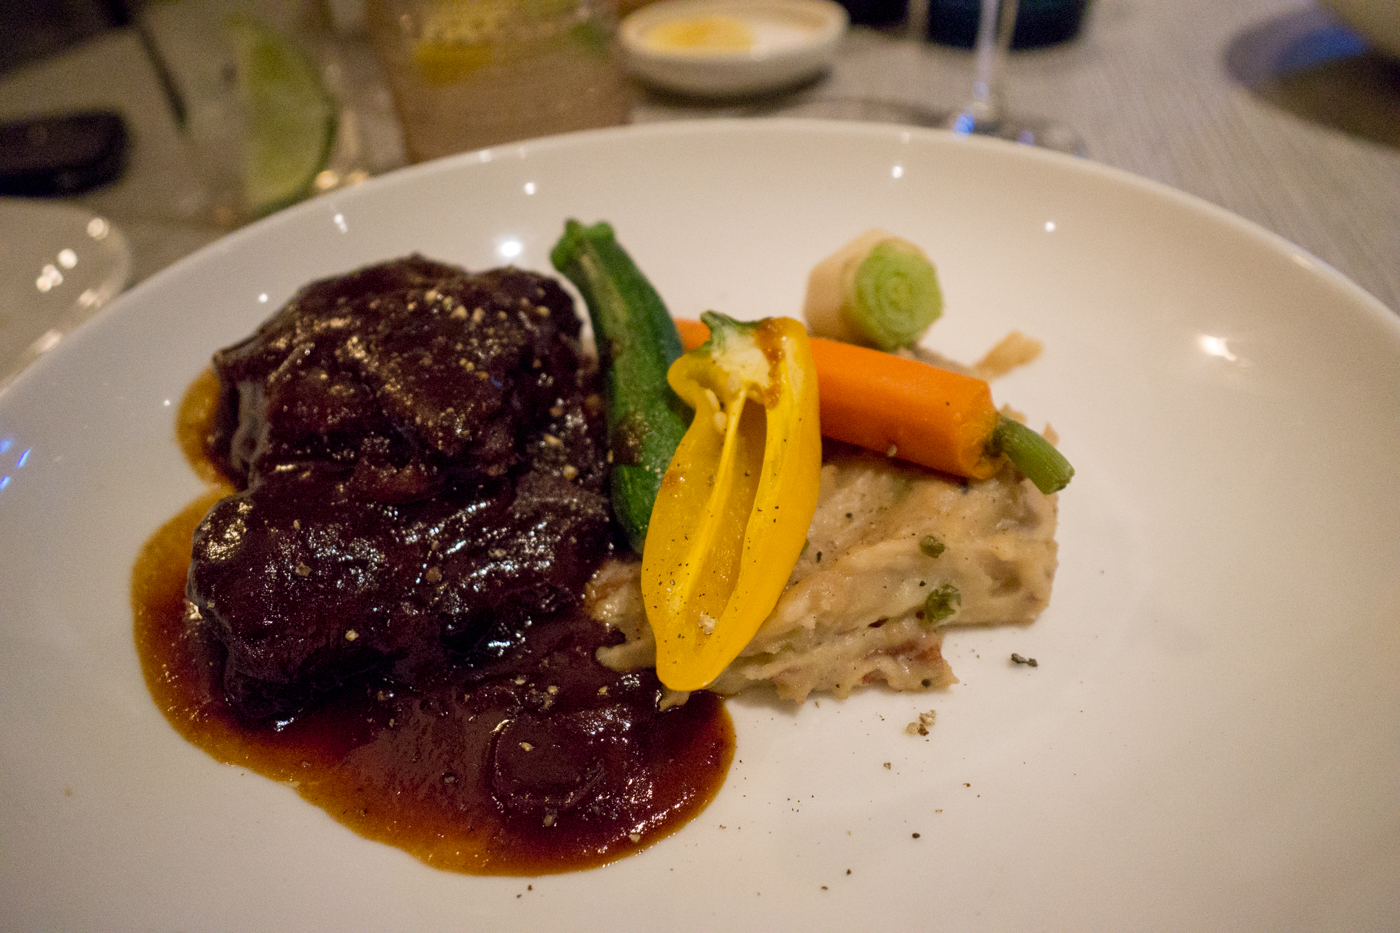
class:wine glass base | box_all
[948,110,1086,156]
[749,97,1087,157]
[745,96,952,127]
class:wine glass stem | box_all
[958,0,1018,131]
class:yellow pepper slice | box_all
[641,312,823,691]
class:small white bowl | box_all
[621,0,849,98]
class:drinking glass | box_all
[365,0,631,164]
[137,0,376,227]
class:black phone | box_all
[0,109,129,197]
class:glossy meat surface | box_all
[188,257,613,719]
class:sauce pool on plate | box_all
[130,370,733,875]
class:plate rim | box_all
[9,118,1393,409]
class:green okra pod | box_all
[551,220,689,553]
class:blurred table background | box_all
[2,0,1397,311]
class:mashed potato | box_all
[587,441,1059,702]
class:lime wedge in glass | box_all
[226,13,337,218]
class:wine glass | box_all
[946,0,1084,154]
[745,0,1084,156]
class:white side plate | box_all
[0,198,130,385]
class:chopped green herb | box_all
[923,584,960,624]
[1011,653,1038,667]
[918,535,946,558]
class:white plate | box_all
[1,121,1398,931]
[0,198,130,385]
[622,0,848,97]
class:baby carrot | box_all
[675,318,1072,491]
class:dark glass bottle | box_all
[836,0,910,27]
[927,0,1089,49]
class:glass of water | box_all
[365,0,632,163]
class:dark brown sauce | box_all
[130,372,733,875]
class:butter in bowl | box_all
[621,0,849,98]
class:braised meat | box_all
[187,257,613,719]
